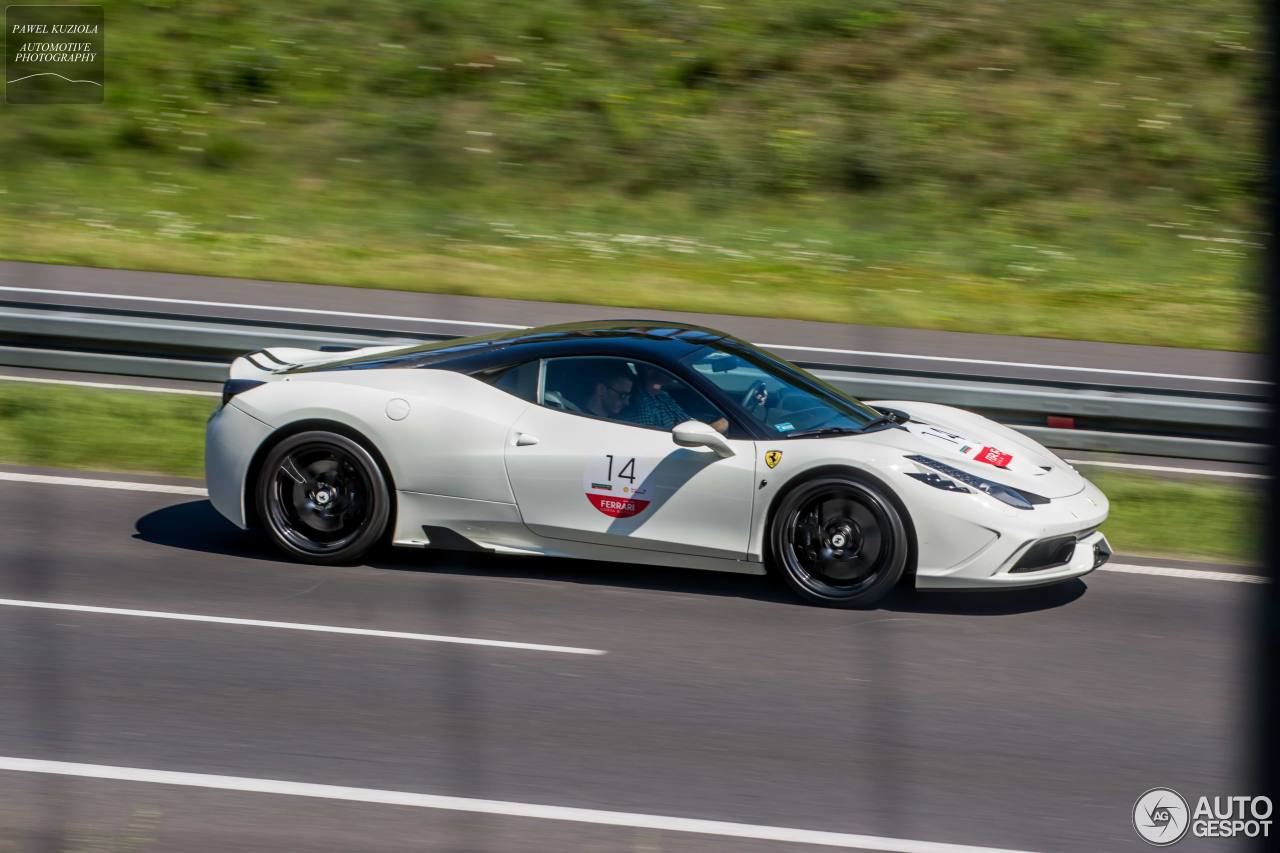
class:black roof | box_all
[482,318,729,344]
[291,319,733,375]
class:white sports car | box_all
[205,320,1110,608]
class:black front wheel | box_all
[768,475,908,608]
[256,431,390,564]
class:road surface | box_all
[0,469,1254,852]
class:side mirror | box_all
[672,420,735,458]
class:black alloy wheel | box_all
[256,431,390,564]
[769,475,908,607]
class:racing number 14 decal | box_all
[584,454,652,518]
[605,454,636,483]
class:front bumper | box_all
[914,479,1111,590]
[918,530,1110,589]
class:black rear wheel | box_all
[256,431,390,564]
[769,475,907,608]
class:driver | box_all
[584,367,634,420]
[631,365,730,434]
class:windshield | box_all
[681,340,881,436]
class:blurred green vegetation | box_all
[1090,470,1259,563]
[0,0,1263,348]
[0,382,1260,563]
[0,382,213,477]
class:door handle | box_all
[515,433,540,447]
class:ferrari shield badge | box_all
[764,450,783,469]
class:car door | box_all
[503,356,757,559]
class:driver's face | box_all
[601,377,633,416]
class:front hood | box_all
[865,401,1084,499]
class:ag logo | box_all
[1134,788,1189,845]
[764,450,783,469]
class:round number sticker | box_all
[583,454,652,518]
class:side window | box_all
[486,361,540,402]
[625,361,725,429]
[541,357,631,416]
[683,345,872,435]
[540,356,727,431]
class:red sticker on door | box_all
[583,454,652,518]
[585,493,651,518]
[974,446,1012,468]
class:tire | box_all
[255,430,391,564]
[768,474,908,608]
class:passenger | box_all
[631,365,730,434]
[583,367,634,420]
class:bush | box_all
[203,135,254,169]
[1037,18,1108,73]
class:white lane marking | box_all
[1101,563,1267,584]
[762,342,1266,385]
[0,471,207,495]
[0,599,606,655]
[0,375,1263,484]
[0,285,1260,386]
[1,380,1263,481]
[1066,459,1268,479]
[0,380,1262,481]
[0,474,1265,587]
[0,374,220,397]
[0,757,1034,853]
[0,285,526,330]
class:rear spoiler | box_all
[227,344,407,381]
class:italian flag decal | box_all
[908,423,1016,469]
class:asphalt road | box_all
[0,472,1256,852]
[0,260,1265,394]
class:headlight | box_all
[904,471,970,493]
[905,455,1049,511]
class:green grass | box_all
[1089,470,1260,564]
[0,381,1259,563]
[0,0,1264,350]
[0,383,214,478]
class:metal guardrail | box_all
[0,345,227,382]
[1013,426,1267,464]
[0,304,423,354]
[811,370,1266,432]
[0,303,1268,463]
